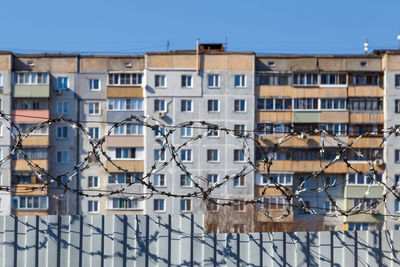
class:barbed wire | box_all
[1,111,400,223]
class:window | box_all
[56,151,68,163]
[348,124,383,136]
[234,149,245,162]
[353,198,379,211]
[14,148,47,160]
[154,174,166,187]
[180,149,192,162]
[155,75,166,88]
[108,173,142,184]
[108,73,142,86]
[57,77,69,89]
[57,126,68,139]
[109,198,140,209]
[154,199,165,211]
[325,201,335,213]
[348,98,383,111]
[0,73,2,87]
[348,222,369,231]
[207,100,219,112]
[263,197,286,210]
[396,150,400,163]
[233,200,245,212]
[14,99,48,110]
[154,126,165,137]
[180,174,192,187]
[111,124,143,136]
[395,198,400,213]
[234,100,246,112]
[234,124,245,135]
[208,74,220,88]
[154,99,166,112]
[346,173,382,185]
[181,100,193,112]
[293,73,318,86]
[180,199,192,212]
[207,125,219,137]
[234,75,246,87]
[257,98,292,110]
[395,74,400,88]
[320,98,346,110]
[352,73,379,85]
[234,175,245,187]
[88,176,99,188]
[257,73,290,85]
[207,174,218,185]
[57,102,68,114]
[207,149,219,162]
[88,200,99,212]
[321,124,346,135]
[154,149,165,161]
[181,75,192,88]
[299,177,310,189]
[180,126,192,137]
[14,73,48,84]
[114,147,137,159]
[88,127,99,139]
[396,100,400,113]
[89,79,100,90]
[12,196,47,210]
[260,173,293,185]
[293,98,318,110]
[256,123,291,135]
[207,201,219,212]
[88,102,100,115]
[320,73,347,85]
[325,176,336,187]
[107,98,143,111]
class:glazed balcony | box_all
[12,84,50,98]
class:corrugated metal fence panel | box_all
[1,215,400,266]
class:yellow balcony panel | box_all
[18,135,49,147]
[105,136,144,148]
[349,113,383,124]
[348,137,383,148]
[107,86,143,98]
[256,86,347,98]
[257,211,293,223]
[258,135,320,147]
[348,86,383,97]
[320,111,349,123]
[256,111,292,122]
[12,159,48,171]
[12,211,48,216]
[255,186,291,197]
[13,184,47,196]
[106,160,144,173]
[256,86,293,97]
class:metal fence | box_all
[0,215,399,267]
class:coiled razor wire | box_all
[1,111,400,223]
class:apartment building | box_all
[255,55,385,231]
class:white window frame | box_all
[234,99,246,112]
[181,75,193,88]
[154,149,166,162]
[57,101,68,114]
[88,127,99,139]
[154,199,166,212]
[154,174,166,187]
[108,198,140,210]
[233,149,245,162]
[234,175,246,187]
[56,151,68,164]
[207,149,219,162]
[208,74,220,88]
[155,75,167,88]
[56,126,68,139]
[234,75,246,88]
[154,99,166,112]
[88,102,101,115]
[0,73,3,87]
[259,173,293,186]
[88,176,99,188]
[181,99,193,112]
[180,174,193,187]
[180,149,192,162]
[180,199,192,212]
[108,73,142,86]
[180,126,192,138]
[207,174,218,185]
[346,173,382,185]
[57,77,69,90]
[89,79,100,91]
[88,200,99,213]
[207,99,220,112]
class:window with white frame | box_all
[234,75,246,87]
[108,98,143,111]
[15,124,48,135]
[180,125,192,137]
[353,198,379,211]
[12,196,47,210]
[257,98,292,110]
[260,173,293,185]
[320,98,346,110]
[155,75,166,88]
[234,175,245,187]
[207,125,219,137]
[207,100,219,112]
[352,73,379,86]
[234,100,246,112]
[208,74,220,88]
[180,174,192,187]
[293,98,318,110]
[181,75,192,88]
[321,124,346,135]
[257,73,290,85]
[256,123,291,135]
[263,197,287,210]
[154,99,166,112]
[108,173,142,184]
[180,199,192,212]
[57,77,69,89]
[89,79,100,90]
[111,124,143,136]
[233,149,245,162]
[88,176,99,188]
[108,73,142,86]
[348,223,369,231]
[14,148,47,160]
[0,122,2,136]
[154,149,165,161]
[56,151,68,163]
[180,149,192,162]
[293,73,318,86]
[108,198,140,209]
[154,199,165,211]
[88,127,99,139]
[0,73,2,87]
[57,126,68,139]
[396,75,400,88]
[207,149,219,162]
[113,147,137,159]
[88,102,100,115]
[88,200,99,212]
[395,198,400,213]
[57,102,68,114]
[207,174,218,185]
[154,126,165,137]
[154,174,166,187]
[320,73,347,85]
[14,73,48,84]
[234,124,246,135]
[324,201,335,213]
[181,99,193,112]
[346,173,382,185]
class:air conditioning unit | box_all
[158,111,165,119]
[374,159,384,165]
[27,61,35,67]
[55,89,62,95]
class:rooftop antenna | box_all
[364,39,369,54]
[397,35,400,49]
[224,37,228,51]
[167,40,170,52]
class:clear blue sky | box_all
[1,0,400,55]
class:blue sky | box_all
[1,0,400,54]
